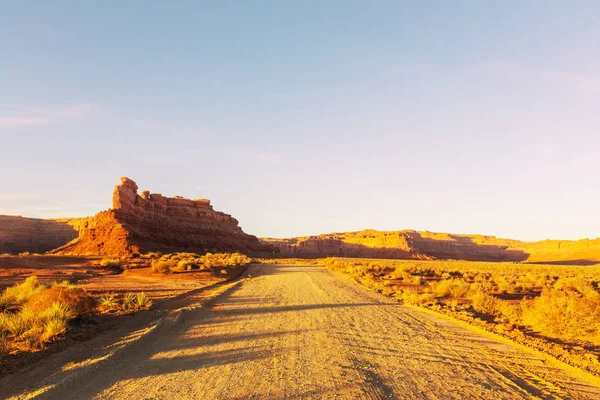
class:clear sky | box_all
[1,1,599,241]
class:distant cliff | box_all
[0,216,79,254]
[54,177,274,256]
[261,229,600,264]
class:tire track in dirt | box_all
[6,264,600,399]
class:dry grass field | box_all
[0,252,251,372]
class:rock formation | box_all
[0,216,79,254]
[261,229,600,264]
[55,177,274,256]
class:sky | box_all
[1,1,599,241]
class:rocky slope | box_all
[262,229,600,264]
[0,216,79,254]
[54,177,273,257]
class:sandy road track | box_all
[5,264,600,399]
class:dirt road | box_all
[7,264,600,399]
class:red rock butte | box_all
[53,177,274,256]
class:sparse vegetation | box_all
[99,258,123,270]
[0,277,94,352]
[0,275,155,355]
[149,252,252,274]
[322,257,600,370]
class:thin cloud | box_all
[236,150,281,162]
[0,103,100,127]
[0,193,41,201]
[478,59,600,94]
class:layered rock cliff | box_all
[261,229,600,264]
[0,216,79,254]
[55,177,273,256]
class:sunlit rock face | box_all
[262,230,600,264]
[0,216,79,254]
[54,177,275,257]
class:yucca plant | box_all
[135,292,152,310]
[99,293,118,311]
[122,293,136,310]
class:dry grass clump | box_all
[0,276,96,352]
[26,286,95,318]
[2,276,46,305]
[0,275,156,355]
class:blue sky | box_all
[1,1,599,241]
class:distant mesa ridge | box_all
[0,216,78,254]
[52,177,273,256]
[260,229,600,265]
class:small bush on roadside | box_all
[151,260,173,274]
[433,279,470,299]
[470,288,497,315]
[99,258,123,270]
[176,259,196,272]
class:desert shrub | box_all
[495,300,521,322]
[99,258,123,271]
[470,288,497,315]
[522,289,600,342]
[411,276,422,285]
[2,276,46,305]
[433,280,470,299]
[554,277,599,299]
[493,275,514,293]
[176,259,196,272]
[397,290,435,305]
[26,286,96,318]
[151,260,173,274]
[389,266,412,280]
[197,252,251,269]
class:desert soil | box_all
[3,264,600,399]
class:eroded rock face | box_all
[55,177,274,256]
[0,216,79,254]
[261,229,600,263]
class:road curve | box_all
[22,264,600,399]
